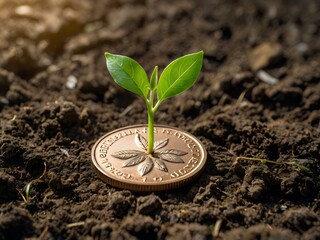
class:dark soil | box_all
[0,0,319,239]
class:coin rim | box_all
[91,124,207,192]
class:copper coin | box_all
[91,124,207,192]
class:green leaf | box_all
[25,181,32,200]
[105,52,150,99]
[150,66,158,90]
[157,51,203,101]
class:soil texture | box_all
[0,0,319,239]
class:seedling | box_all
[105,51,203,154]
[234,156,311,172]
[20,162,47,203]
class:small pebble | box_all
[15,5,33,16]
[66,75,78,89]
[249,42,282,71]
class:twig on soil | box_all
[66,221,85,228]
[257,70,279,85]
[37,225,49,240]
[60,148,70,157]
[19,191,27,203]
[119,104,134,117]
[212,219,223,237]
[235,90,248,107]
[234,156,311,172]
[39,162,47,179]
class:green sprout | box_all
[20,162,47,203]
[234,156,311,172]
[105,51,204,154]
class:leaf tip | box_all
[104,52,112,59]
[150,65,159,90]
[197,50,204,58]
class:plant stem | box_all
[147,90,155,154]
[147,106,154,154]
[153,100,161,112]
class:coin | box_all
[91,124,207,192]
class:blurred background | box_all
[0,0,319,123]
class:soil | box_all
[0,0,319,239]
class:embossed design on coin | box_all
[91,125,207,192]
[112,134,187,176]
